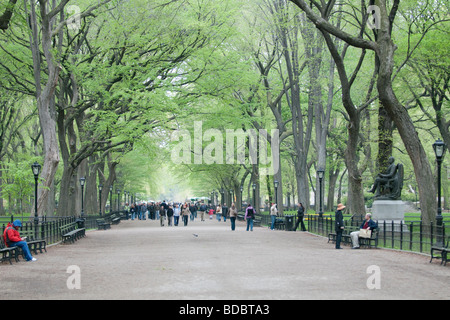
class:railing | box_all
[306,214,448,254]
[0,214,106,246]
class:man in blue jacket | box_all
[350,213,378,249]
[3,220,36,261]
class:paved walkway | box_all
[1,217,449,300]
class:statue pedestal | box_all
[372,200,409,232]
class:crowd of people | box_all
[124,200,242,229]
[124,200,310,234]
[1,197,372,265]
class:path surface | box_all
[1,217,449,300]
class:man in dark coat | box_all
[293,203,306,231]
[335,203,346,249]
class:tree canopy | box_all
[0,0,448,222]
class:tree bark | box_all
[28,0,62,217]
[372,0,436,224]
[288,0,438,222]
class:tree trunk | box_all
[375,1,436,224]
[28,0,62,217]
[327,165,340,212]
[377,103,394,172]
[288,0,438,223]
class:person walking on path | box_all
[245,204,256,231]
[199,202,207,221]
[182,203,190,226]
[2,220,36,262]
[335,203,345,249]
[137,203,142,220]
[222,203,228,222]
[167,205,174,226]
[216,204,222,222]
[173,204,181,226]
[229,203,238,231]
[270,203,278,230]
[189,203,197,221]
[293,203,306,231]
[159,205,166,227]
[130,203,136,220]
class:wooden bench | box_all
[96,219,111,230]
[328,232,352,245]
[19,230,47,255]
[237,213,261,227]
[253,215,262,227]
[60,222,85,244]
[328,228,379,248]
[108,214,121,225]
[0,237,19,265]
[359,229,379,248]
[430,237,449,266]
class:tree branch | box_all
[289,0,376,50]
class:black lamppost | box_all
[252,183,256,207]
[240,185,243,210]
[274,180,279,206]
[31,162,41,239]
[98,184,103,216]
[79,177,86,217]
[433,138,446,246]
[317,169,325,218]
[220,188,224,205]
[109,185,113,214]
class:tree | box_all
[288,0,447,223]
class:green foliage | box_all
[0,156,42,214]
[0,0,448,210]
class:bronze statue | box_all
[369,157,403,200]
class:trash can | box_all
[285,215,294,231]
[75,218,85,229]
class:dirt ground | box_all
[1,217,449,300]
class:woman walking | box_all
[216,204,222,222]
[229,203,238,231]
[270,203,278,230]
[173,204,180,226]
[245,204,256,231]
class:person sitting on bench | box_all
[350,213,377,249]
[2,220,37,262]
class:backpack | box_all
[3,227,14,247]
[247,207,255,219]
